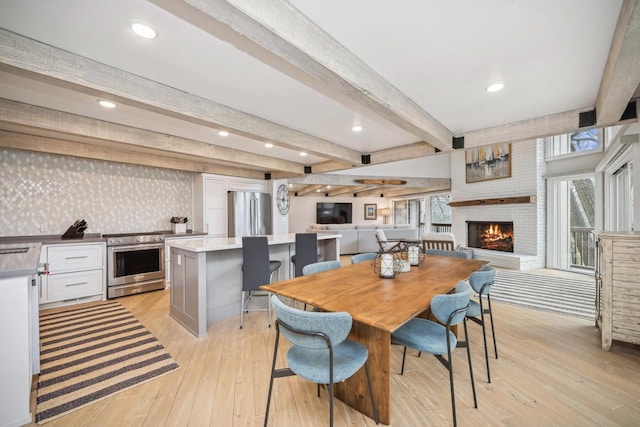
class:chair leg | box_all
[487,295,498,359]
[364,362,380,424]
[479,296,491,383]
[463,318,478,409]
[446,343,458,427]
[328,382,334,427]
[400,346,408,375]
[267,292,272,328]
[240,291,245,329]
[264,330,281,427]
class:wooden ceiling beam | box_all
[326,186,368,197]
[0,29,362,164]
[288,173,449,188]
[0,98,303,174]
[152,0,454,152]
[294,184,327,196]
[0,131,265,179]
[596,0,640,125]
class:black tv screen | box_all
[316,202,352,224]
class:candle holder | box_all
[371,251,404,278]
[407,245,426,266]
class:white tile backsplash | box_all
[0,149,192,236]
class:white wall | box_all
[0,148,192,236]
[450,140,546,268]
[288,195,390,233]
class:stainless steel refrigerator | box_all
[227,191,272,237]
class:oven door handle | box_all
[109,243,164,251]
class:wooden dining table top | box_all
[261,255,488,333]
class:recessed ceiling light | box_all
[352,125,363,132]
[288,183,292,187]
[218,130,229,137]
[265,143,273,148]
[99,100,116,108]
[300,152,307,157]
[130,20,157,39]
[486,82,504,93]
[326,185,331,189]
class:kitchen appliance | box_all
[228,191,272,237]
[104,232,165,299]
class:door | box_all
[547,175,595,271]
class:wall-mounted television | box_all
[316,202,352,224]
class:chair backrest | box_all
[468,267,496,295]
[421,232,456,251]
[302,260,342,276]
[351,252,377,264]
[242,236,271,292]
[425,249,467,258]
[271,295,352,349]
[294,233,318,277]
[431,281,472,326]
[375,229,397,252]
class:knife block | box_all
[61,220,86,239]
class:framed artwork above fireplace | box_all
[465,143,511,183]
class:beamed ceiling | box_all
[0,0,639,197]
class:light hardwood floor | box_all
[30,287,640,427]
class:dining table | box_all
[261,254,488,425]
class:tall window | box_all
[430,195,452,232]
[546,129,601,158]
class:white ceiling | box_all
[0,0,638,194]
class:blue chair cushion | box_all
[391,318,457,355]
[466,299,481,317]
[287,340,368,384]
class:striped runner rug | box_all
[36,300,179,424]
[490,270,595,320]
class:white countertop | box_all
[167,233,342,253]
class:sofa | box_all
[307,223,420,255]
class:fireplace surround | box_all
[467,221,514,253]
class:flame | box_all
[482,224,511,242]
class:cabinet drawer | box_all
[46,270,104,301]
[48,244,103,272]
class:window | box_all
[429,195,452,232]
[546,129,601,158]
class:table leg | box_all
[335,321,391,425]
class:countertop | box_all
[168,233,342,253]
[0,242,42,278]
[0,230,208,245]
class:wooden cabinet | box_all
[40,242,106,309]
[595,231,640,350]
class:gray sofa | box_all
[306,223,420,255]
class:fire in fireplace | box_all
[467,221,514,252]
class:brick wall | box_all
[450,140,546,269]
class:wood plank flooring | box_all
[30,288,640,426]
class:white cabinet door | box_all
[204,178,226,236]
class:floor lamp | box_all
[379,208,390,225]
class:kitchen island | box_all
[168,233,341,337]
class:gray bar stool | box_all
[290,233,318,277]
[241,236,282,329]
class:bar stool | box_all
[291,233,318,277]
[240,236,281,329]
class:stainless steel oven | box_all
[105,232,165,299]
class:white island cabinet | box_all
[168,233,341,337]
[0,242,41,427]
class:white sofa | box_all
[307,223,420,255]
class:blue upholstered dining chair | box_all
[424,248,468,258]
[391,281,477,427]
[350,252,377,264]
[301,260,342,310]
[466,265,498,383]
[265,296,379,427]
[291,233,318,277]
[240,236,282,329]
[302,260,342,275]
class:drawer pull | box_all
[65,281,89,287]
[65,256,89,260]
